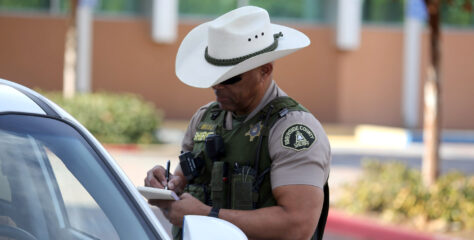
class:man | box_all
[145,6,331,240]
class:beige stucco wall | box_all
[0,14,473,129]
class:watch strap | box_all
[208,206,220,218]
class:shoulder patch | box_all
[281,124,317,151]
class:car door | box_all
[0,114,163,240]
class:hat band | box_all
[204,32,283,66]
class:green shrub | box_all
[44,92,162,144]
[336,160,474,232]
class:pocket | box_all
[210,161,229,208]
[231,166,256,210]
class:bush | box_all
[336,160,474,232]
[44,92,162,144]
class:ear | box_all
[260,63,273,79]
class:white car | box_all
[0,79,246,240]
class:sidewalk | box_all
[106,120,474,240]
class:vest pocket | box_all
[231,166,256,210]
[210,161,229,208]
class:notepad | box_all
[137,186,180,200]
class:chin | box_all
[217,102,234,112]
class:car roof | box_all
[0,83,47,114]
[0,79,69,119]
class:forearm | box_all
[218,205,316,240]
[219,185,322,240]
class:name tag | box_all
[198,123,216,131]
[193,131,215,142]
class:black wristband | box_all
[208,206,220,218]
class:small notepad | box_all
[137,186,180,200]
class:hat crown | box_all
[208,6,274,59]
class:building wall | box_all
[0,14,473,129]
[0,15,66,90]
[336,28,405,127]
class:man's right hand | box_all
[144,165,186,195]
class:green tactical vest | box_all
[172,96,309,239]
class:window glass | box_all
[441,0,474,27]
[46,148,119,239]
[0,163,11,202]
[0,0,49,12]
[178,0,332,23]
[179,0,235,17]
[0,114,157,240]
[362,0,404,24]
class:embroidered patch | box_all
[245,121,263,142]
[193,131,215,142]
[281,124,317,151]
[198,123,216,131]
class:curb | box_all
[326,210,455,240]
[355,125,474,148]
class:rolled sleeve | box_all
[181,102,214,152]
[268,111,331,189]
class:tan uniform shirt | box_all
[182,81,331,189]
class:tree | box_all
[63,0,79,98]
[422,0,472,186]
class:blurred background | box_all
[0,0,473,239]
[1,0,473,129]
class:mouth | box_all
[214,91,228,102]
[216,95,229,103]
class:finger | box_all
[145,166,160,186]
[167,175,181,190]
[148,199,171,209]
[153,166,168,186]
[145,166,166,188]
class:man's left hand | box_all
[149,193,211,227]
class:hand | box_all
[144,165,185,194]
[150,193,210,227]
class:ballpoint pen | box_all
[165,160,170,190]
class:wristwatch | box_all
[208,206,220,218]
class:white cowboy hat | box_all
[175,6,311,88]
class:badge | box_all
[245,121,263,142]
[281,124,317,151]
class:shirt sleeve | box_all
[268,111,331,189]
[181,102,214,152]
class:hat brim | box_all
[175,22,310,88]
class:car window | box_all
[0,114,158,240]
[46,148,119,239]
[0,163,11,202]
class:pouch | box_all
[210,161,229,208]
[231,166,256,210]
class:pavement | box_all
[105,120,474,240]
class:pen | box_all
[165,160,170,190]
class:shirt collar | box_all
[224,80,287,130]
[245,80,287,122]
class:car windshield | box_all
[0,114,157,240]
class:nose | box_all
[212,84,224,90]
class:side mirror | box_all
[182,215,247,240]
